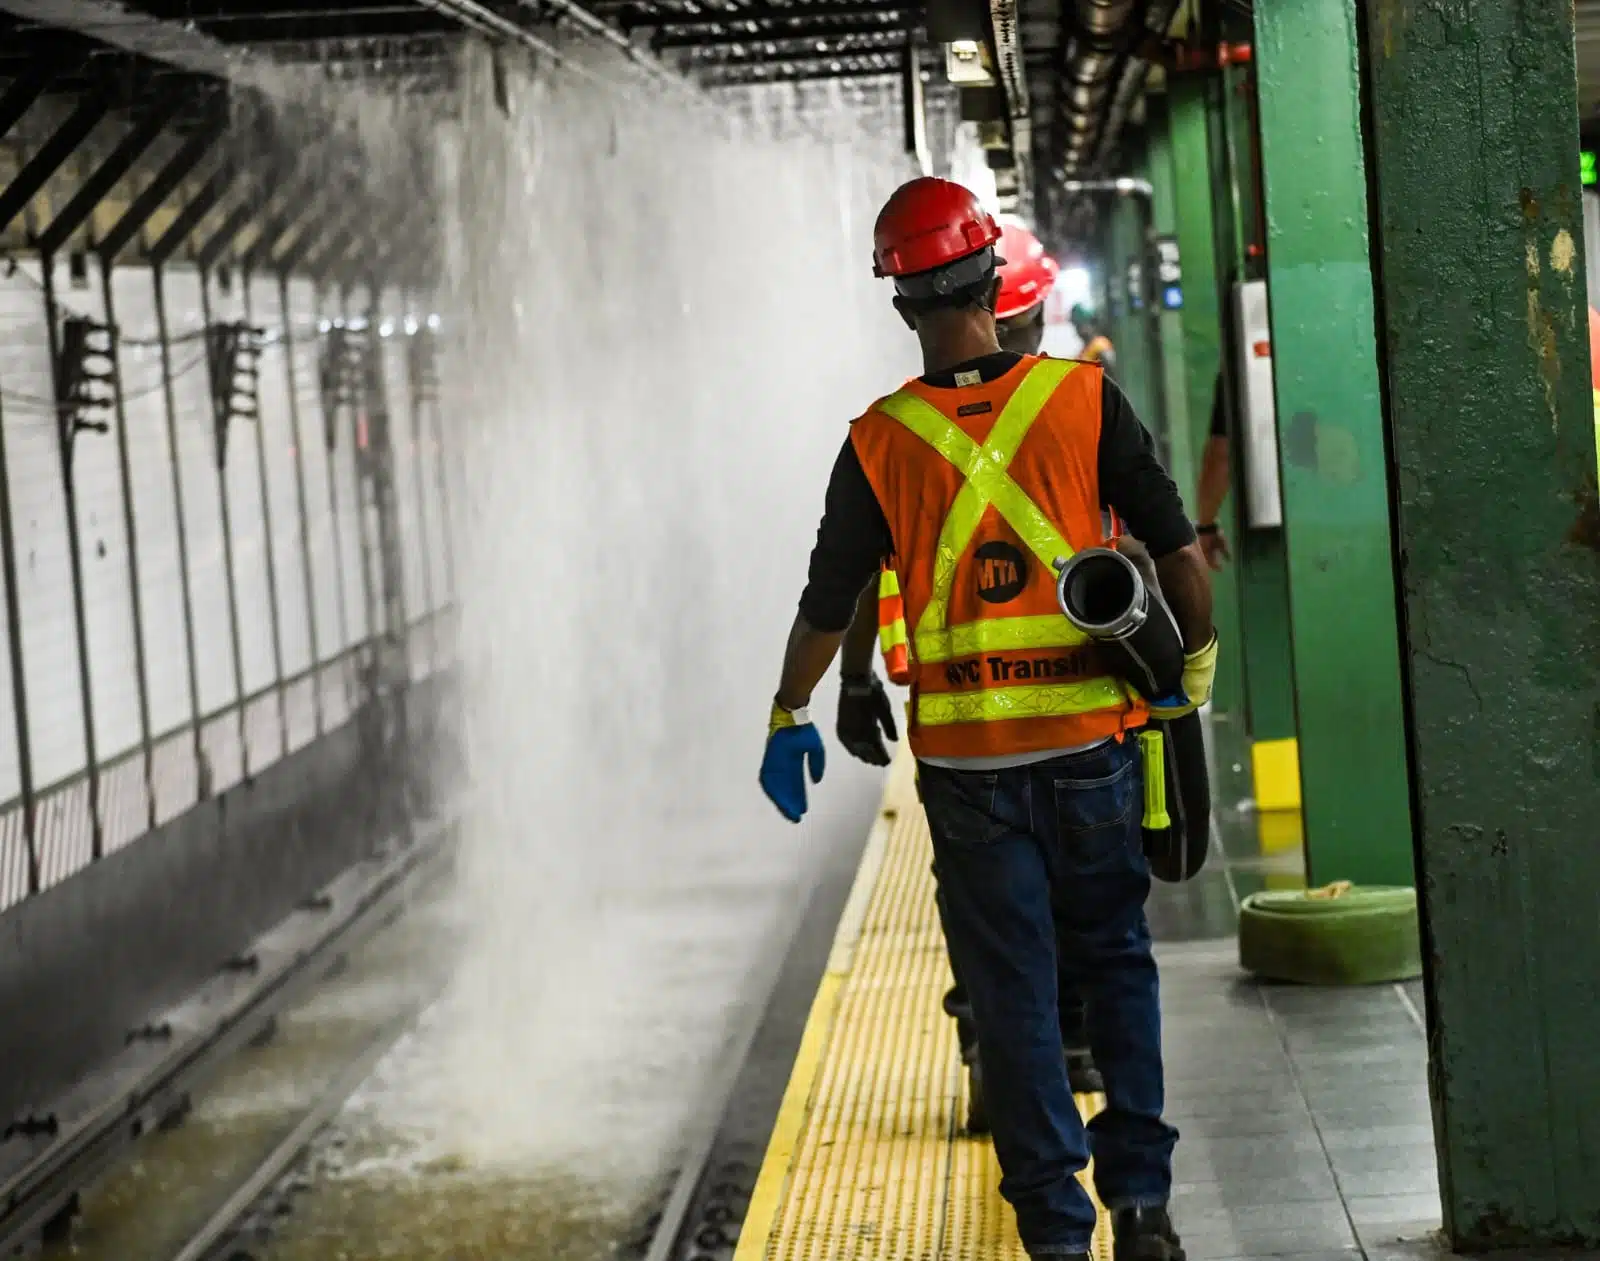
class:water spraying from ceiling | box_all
[307,35,918,1218]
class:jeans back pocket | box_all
[1051,751,1138,871]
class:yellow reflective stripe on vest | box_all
[877,358,1079,643]
[916,677,1127,727]
[914,613,1082,664]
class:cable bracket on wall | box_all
[407,328,439,407]
[318,324,368,449]
[206,321,264,470]
[54,316,117,462]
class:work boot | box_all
[1112,1205,1185,1261]
[1065,1045,1104,1094]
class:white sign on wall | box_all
[1233,279,1283,530]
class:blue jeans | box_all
[920,738,1178,1256]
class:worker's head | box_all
[872,177,1004,347]
[994,222,1057,356]
[1069,303,1098,340]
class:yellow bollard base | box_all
[1251,737,1302,813]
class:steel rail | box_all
[171,1002,432,1261]
[0,807,462,1256]
[160,805,818,1261]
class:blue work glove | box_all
[760,700,826,823]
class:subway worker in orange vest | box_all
[835,221,1109,1134]
[758,177,1216,1261]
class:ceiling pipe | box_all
[507,0,681,83]
[1088,0,1179,170]
[1076,0,1138,39]
[1052,0,1150,183]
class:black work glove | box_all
[837,673,899,767]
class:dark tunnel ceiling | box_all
[10,0,1600,234]
[0,0,930,89]
[0,1,1278,248]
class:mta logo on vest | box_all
[975,540,1028,604]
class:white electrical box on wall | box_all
[1233,279,1284,530]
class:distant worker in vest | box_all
[758,176,1216,1261]
[1070,303,1116,376]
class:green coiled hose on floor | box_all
[1238,883,1422,985]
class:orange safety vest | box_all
[850,355,1146,761]
[877,564,911,685]
[1081,334,1113,364]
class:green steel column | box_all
[1362,2,1600,1246]
[1147,106,1193,496]
[1209,69,1297,746]
[1109,187,1152,422]
[1254,0,1412,885]
[1168,79,1242,718]
[1130,140,1168,442]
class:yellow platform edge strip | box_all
[1251,737,1302,813]
[731,751,912,1261]
[734,747,1111,1261]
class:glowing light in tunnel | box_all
[1053,265,1092,314]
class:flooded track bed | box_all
[24,806,850,1261]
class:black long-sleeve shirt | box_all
[798,352,1195,633]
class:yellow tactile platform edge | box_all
[734,747,1112,1261]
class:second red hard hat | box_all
[994,222,1058,320]
[872,177,1002,279]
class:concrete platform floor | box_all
[1159,942,1437,1261]
[1150,712,1441,1261]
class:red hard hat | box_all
[873,177,1002,279]
[994,222,1057,320]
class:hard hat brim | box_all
[891,246,1002,300]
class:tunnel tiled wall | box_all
[0,257,459,914]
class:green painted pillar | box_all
[1207,70,1297,748]
[1254,1,1412,884]
[1147,106,1193,497]
[1109,186,1152,423]
[1168,79,1242,719]
[1361,2,1600,1246]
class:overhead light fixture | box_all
[945,38,993,86]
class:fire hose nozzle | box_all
[1054,547,1182,701]
[1055,547,1152,641]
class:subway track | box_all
[0,791,871,1261]
[152,959,770,1261]
[0,814,461,1261]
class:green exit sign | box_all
[1584,150,1597,187]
